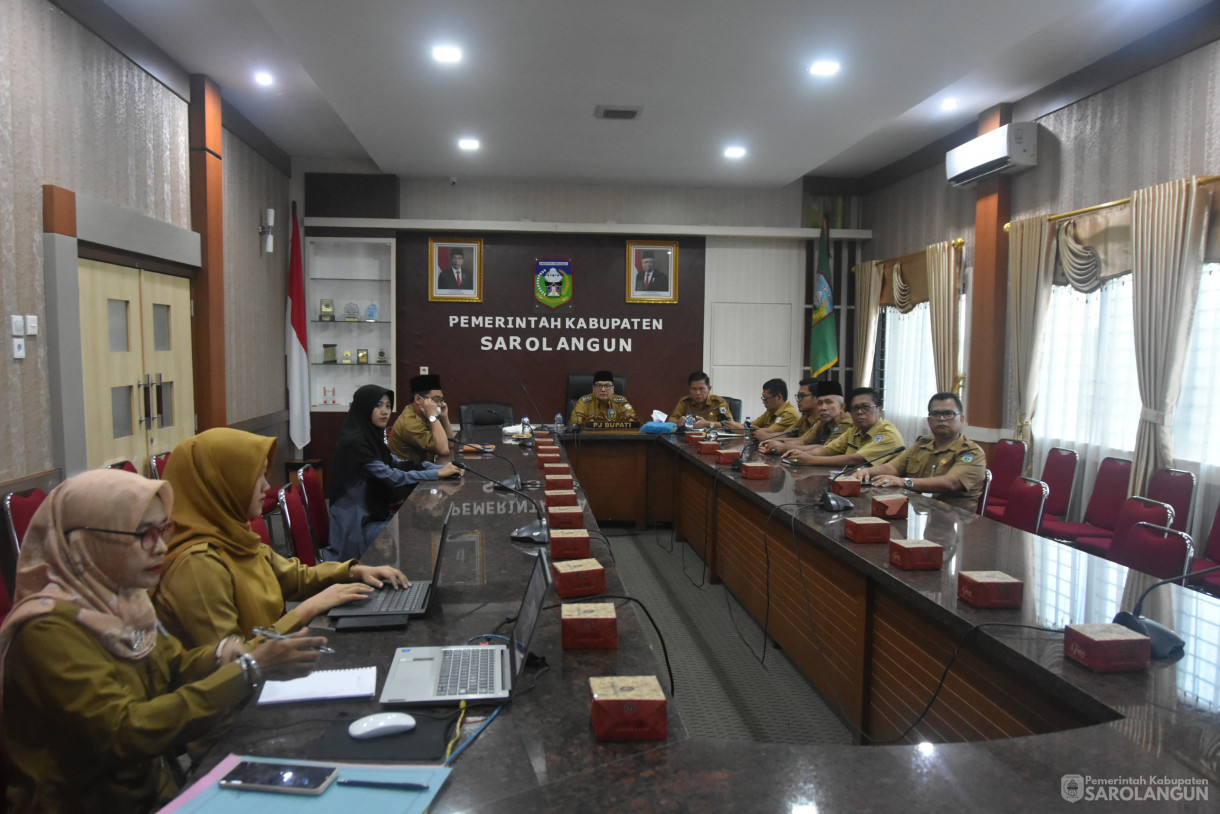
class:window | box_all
[880,303,937,445]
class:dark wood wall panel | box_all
[675,465,714,562]
[567,441,647,528]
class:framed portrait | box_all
[626,240,678,304]
[428,238,484,302]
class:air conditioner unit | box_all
[945,122,1038,187]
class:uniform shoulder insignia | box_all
[874,434,886,443]
[623,403,633,411]
[611,395,626,403]
[579,395,592,403]
[962,453,975,462]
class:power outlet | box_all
[419,366,429,375]
[10,315,23,336]
[12,337,26,359]
[25,315,37,335]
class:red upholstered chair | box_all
[297,464,330,553]
[1146,468,1195,533]
[1000,477,1049,535]
[106,460,139,473]
[1117,522,1193,580]
[1039,447,1078,520]
[150,451,171,479]
[975,470,992,516]
[250,515,273,547]
[1075,496,1172,561]
[981,439,1026,517]
[1040,457,1133,542]
[1187,501,1220,596]
[4,488,46,557]
[278,483,317,566]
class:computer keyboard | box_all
[436,648,496,695]
[360,582,426,612]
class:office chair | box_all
[1117,522,1193,580]
[1040,457,1133,542]
[1075,496,1172,560]
[459,402,516,427]
[297,464,330,553]
[1146,467,1195,533]
[279,483,318,566]
[1000,477,1049,535]
[981,438,1026,517]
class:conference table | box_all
[195,427,1220,812]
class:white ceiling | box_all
[99,0,1212,187]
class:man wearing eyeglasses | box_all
[783,386,903,466]
[859,391,986,510]
[570,370,637,425]
[388,374,458,464]
[750,378,801,441]
[761,379,852,453]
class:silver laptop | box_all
[379,552,550,705]
[329,507,452,622]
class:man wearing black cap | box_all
[388,374,463,467]
[761,379,851,453]
[634,251,668,292]
[437,247,473,290]
[570,370,637,425]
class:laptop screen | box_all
[509,552,549,681]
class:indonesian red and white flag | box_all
[286,201,310,450]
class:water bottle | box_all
[684,412,695,431]
[521,414,532,437]
[553,411,565,431]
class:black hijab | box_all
[328,384,398,519]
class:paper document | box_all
[258,666,377,704]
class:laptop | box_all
[378,551,550,705]
[328,507,453,625]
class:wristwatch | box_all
[236,652,263,688]
[903,478,915,490]
[428,414,437,424]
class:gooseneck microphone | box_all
[1112,562,1220,659]
[519,382,550,434]
[454,461,549,544]
[818,446,907,512]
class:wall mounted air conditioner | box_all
[945,122,1038,187]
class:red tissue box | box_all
[957,571,1024,608]
[872,495,909,519]
[831,476,861,496]
[544,489,579,507]
[590,676,667,741]
[543,463,572,476]
[561,603,618,649]
[551,528,592,559]
[547,505,584,529]
[697,440,721,455]
[545,474,575,490]
[536,453,562,469]
[552,558,605,597]
[845,516,891,543]
[1063,623,1151,672]
[715,448,740,465]
[889,539,943,570]
[685,432,706,445]
[740,461,771,479]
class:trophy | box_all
[319,299,334,321]
[322,343,337,364]
[357,348,369,365]
[341,350,353,364]
[365,302,379,321]
[343,302,360,321]
[375,348,388,364]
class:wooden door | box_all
[139,271,195,460]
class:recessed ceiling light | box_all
[941,98,958,111]
[458,138,480,151]
[724,146,746,159]
[809,61,840,77]
[254,71,274,87]
[433,45,462,64]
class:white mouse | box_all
[348,712,417,739]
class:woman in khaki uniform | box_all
[0,469,324,813]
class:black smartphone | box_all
[218,760,338,795]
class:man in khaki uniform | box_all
[860,391,987,511]
[762,379,851,453]
[668,371,734,428]
[784,386,903,466]
[570,370,637,425]
[751,378,800,441]
[388,373,455,464]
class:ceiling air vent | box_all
[594,105,641,121]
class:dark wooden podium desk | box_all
[195,429,1219,813]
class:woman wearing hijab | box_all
[0,469,326,813]
[323,384,460,561]
[150,427,408,649]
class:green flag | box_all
[809,216,838,376]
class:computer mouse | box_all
[348,712,416,739]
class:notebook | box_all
[328,507,452,623]
[257,666,377,705]
[378,551,550,705]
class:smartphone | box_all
[218,760,338,795]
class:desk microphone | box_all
[731,419,757,471]
[448,436,522,490]
[818,446,906,512]
[1111,562,1220,659]
[519,382,550,436]
[454,462,548,544]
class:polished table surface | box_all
[194,429,1220,812]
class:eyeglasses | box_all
[760,394,779,403]
[928,410,961,420]
[593,382,614,389]
[849,403,879,413]
[65,521,176,552]
[794,392,812,400]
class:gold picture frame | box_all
[626,241,678,304]
[428,238,484,302]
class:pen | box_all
[336,779,429,791]
[252,626,336,654]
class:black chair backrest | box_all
[564,373,627,420]
[723,396,743,422]
[459,402,516,427]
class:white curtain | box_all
[1129,177,1210,494]
[926,241,960,393]
[1171,264,1220,543]
[854,260,883,386]
[1007,217,1056,469]
[881,303,937,446]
